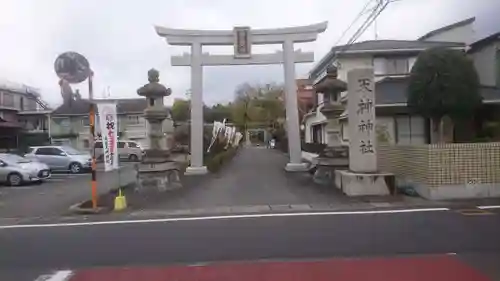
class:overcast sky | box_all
[0,0,499,107]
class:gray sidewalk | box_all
[131,147,354,211]
[0,167,136,219]
[127,147,500,214]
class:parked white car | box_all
[94,140,144,162]
[24,146,92,174]
[0,153,51,186]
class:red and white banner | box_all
[96,102,119,172]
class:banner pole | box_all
[88,70,97,209]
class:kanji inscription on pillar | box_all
[347,68,377,173]
[233,27,252,58]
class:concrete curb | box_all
[127,199,500,219]
[2,202,499,227]
[127,203,386,218]
[69,202,109,214]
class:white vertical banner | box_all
[96,102,119,171]
[224,126,232,148]
[347,68,377,173]
[230,129,237,147]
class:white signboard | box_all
[96,102,119,171]
[347,68,377,173]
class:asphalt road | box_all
[0,208,499,280]
[0,163,137,218]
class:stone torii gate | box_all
[155,22,328,175]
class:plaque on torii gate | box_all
[155,22,328,174]
[233,26,251,59]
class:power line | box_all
[344,1,385,47]
[332,0,377,47]
[333,0,395,61]
[347,0,402,45]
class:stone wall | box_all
[378,142,500,199]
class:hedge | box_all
[206,146,239,172]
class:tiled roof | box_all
[52,98,151,115]
[332,40,465,54]
[418,17,475,41]
[0,116,21,128]
[468,32,500,53]
[310,40,465,79]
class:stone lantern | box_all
[311,65,349,185]
[314,65,347,146]
[135,69,181,191]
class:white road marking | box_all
[9,186,35,190]
[477,205,500,210]
[0,207,450,230]
[34,270,73,281]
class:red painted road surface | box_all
[64,255,491,281]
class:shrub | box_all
[206,146,238,172]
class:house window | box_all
[2,93,14,107]
[82,117,90,127]
[386,58,409,75]
[395,115,425,144]
[127,115,141,125]
[373,58,386,75]
[83,139,89,148]
[52,139,71,146]
[53,117,70,127]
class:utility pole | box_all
[88,70,97,209]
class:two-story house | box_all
[304,39,465,145]
[0,79,51,151]
[304,16,500,146]
[50,98,174,150]
[419,17,500,141]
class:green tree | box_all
[204,103,232,123]
[407,47,481,143]
[171,98,190,122]
[231,82,285,130]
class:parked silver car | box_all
[0,153,51,186]
[24,146,92,174]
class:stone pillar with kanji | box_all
[334,68,395,196]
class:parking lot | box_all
[0,163,137,219]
